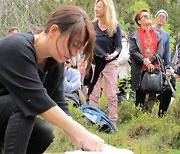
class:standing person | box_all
[172,31,180,66]
[129,9,164,113]
[88,0,122,125]
[154,9,171,70]
[147,9,174,115]
[0,5,104,154]
[118,30,130,79]
[172,31,180,79]
[117,30,130,102]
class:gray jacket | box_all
[129,29,164,90]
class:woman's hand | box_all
[143,58,151,66]
[66,127,105,152]
[77,130,105,151]
[41,106,105,152]
[143,58,154,72]
[105,51,118,61]
[166,68,172,77]
[175,74,180,79]
[147,63,154,72]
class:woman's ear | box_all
[137,20,141,25]
[48,24,59,39]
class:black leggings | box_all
[0,95,54,154]
[135,87,172,117]
[158,86,172,117]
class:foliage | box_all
[45,81,180,154]
[61,0,95,19]
[0,0,179,51]
[0,0,59,36]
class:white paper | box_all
[64,144,134,154]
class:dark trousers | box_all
[135,89,146,109]
[87,57,106,96]
[135,86,172,117]
[0,95,54,154]
[158,86,172,117]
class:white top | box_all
[117,38,130,78]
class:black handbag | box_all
[140,69,164,93]
[140,55,165,93]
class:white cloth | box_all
[64,144,134,154]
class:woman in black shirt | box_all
[0,5,104,153]
[88,0,122,125]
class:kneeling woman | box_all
[0,5,104,153]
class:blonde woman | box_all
[88,0,122,125]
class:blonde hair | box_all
[94,0,118,37]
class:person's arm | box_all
[40,106,105,151]
[106,24,122,61]
[113,24,122,55]
[163,34,171,69]
[129,34,144,63]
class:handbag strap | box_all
[155,54,165,72]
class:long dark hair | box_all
[44,5,95,70]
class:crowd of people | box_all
[0,0,180,153]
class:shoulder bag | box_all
[140,55,165,93]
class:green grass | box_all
[45,81,180,154]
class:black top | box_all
[0,32,70,117]
[93,20,122,56]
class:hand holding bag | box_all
[140,69,164,93]
[140,55,165,93]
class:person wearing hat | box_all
[146,9,174,116]
[154,9,170,70]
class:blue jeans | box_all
[0,95,54,154]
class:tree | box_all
[0,0,59,36]
[0,0,179,50]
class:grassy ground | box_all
[45,82,180,154]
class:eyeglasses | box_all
[157,15,166,19]
[139,15,152,20]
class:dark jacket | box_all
[129,29,164,90]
